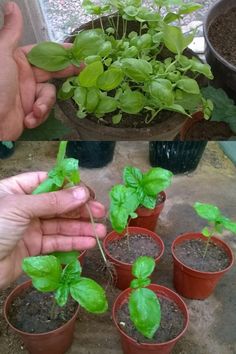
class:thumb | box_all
[0,2,23,52]
[12,186,90,220]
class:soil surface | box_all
[8,287,77,334]
[117,296,185,344]
[174,239,230,272]
[107,234,160,263]
[183,121,233,141]
[208,8,236,67]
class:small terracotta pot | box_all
[103,227,164,290]
[112,284,189,354]
[179,112,204,141]
[171,233,234,299]
[129,192,166,231]
[4,281,79,354]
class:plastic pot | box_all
[149,141,207,174]
[4,281,79,354]
[204,0,236,102]
[129,192,166,231]
[0,142,15,159]
[66,141,116,168]
[112,284,189,354]
[171,233,234,300]
[103,227,164,290]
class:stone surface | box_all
[0,141,235,354]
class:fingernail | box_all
[72,187,88,201]
[36,104,48,118]
[4,2,14,15]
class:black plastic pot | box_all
[66,141,116,168]
[149,142,207,174]
[0,142,15,159]
[204,0,236,102]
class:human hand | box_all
[0,172,106,289]
[0,2,83,140]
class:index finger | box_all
[21,43,84,83]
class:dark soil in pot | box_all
[107,234,160,263]
[8,287,77,334]
[116,296,185,344]
[208,7,236,67]
[174,238,230,272]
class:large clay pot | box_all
[171,232,234,299]
[112,284,189,354]
[103,227,164,290]
[4,281,79,354]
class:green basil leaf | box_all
[121,58,153,82]
[163,24,194,54]
[86,87,100,112]
[175,90,202,112]
[142,195,156,209]
[149,79,174,106]
[97,68,124,91]
[176,78,200,94]
[124,5,139,17]
[22,256,62,292]
[194,202,221,222]
[60,158,80,184]
[129,288,161,339]
[141,167,173,196]
[132,256,155,279]
[28,42,71,71]
[178,2,202,15]
[123,166,143,188]
[55,285,70,307]
[73,87,88,107]
[73,29,105,59]
[79,61,104,88]
[70,277,108,313]
[164,103,189,116]
[202,227,211,238]
[130,278,151,289]
[190,58,214,80]
[112,113,122,124]
[32,178,60,195]
[119,90,145,114]
[95,96,118,114]
[220,218,236,234]
[52,251,80,265]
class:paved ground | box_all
[40,0,218,40]
[0,141,236,354]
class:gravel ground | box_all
[40,0,218,41]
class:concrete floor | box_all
[0,141,236,354]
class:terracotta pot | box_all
[171,233,234,299]
[79,249,87,266]
[103,227,164,290]
[112,284,189,354]
[4,281,79,354]
[129,192,166,231]
[179,112,204,141]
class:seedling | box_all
[109,166,173,233]
[120,256,161,338]
[27,0,213,125]
[23,255,108,319]
[194,202,236,258]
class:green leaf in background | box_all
[119,90,145,114]
[194,202,220,222]
[201,86,236,134]
[95,96,118,114]
[163,24,194,54]
[52,251,80,265]
[22,256,62,292]
[142,195,157,209]
[70,277,108,313]
[141,168,173,196]
[123,166,143,188]
[130,278,151,289]
[220,218,236,234]
[97,68,124,91]
[55,285,70,307]
[73,29,105,59]
[121,58,153,82]
[176,78,200,94]
[132,256,156,279]
[79,61,104,87]
[190,58,213,80]
[28,42,71,71]
[149,79,174,106]
[178,2,202,15]
[129,288,161,339]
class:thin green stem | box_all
[57,141,67,165]
[85,203,108,265]
[99,17,105,33]
[116,13,120,38]
[145,108,162,124]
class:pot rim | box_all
[171,232,234,275]
[103,227,165,267]
[4,280,79,338]
[203,0,236,73]
[112,284,189,347]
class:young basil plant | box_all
[109,166,173,233]
[127,256,161,339]
[22,256,108,314]
[194,202,236,257]
[27,0,213,124]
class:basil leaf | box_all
[22,256,62,292]
[97,68,124,91]
[129,288,161,339]
[141,168,173,196]
[194,202,221,222]
[52,251,80,265]
[176,78,200,94]
[73,29,105,59]
[95,96,118,114]
[163,24,194,54]
[55,285,70,307]
[79,61,104,88]
[70,277,108,313]
[142,195,156,209]
[123,166,143,188]
[130,278,151,289]
[149,79,174,106]
[132,256,155,279]
[28,42,71,71]
[220,218,236,234]
[119,90,145,114]
[121,58,153,82]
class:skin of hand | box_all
[0,2,83,140]
[0,172,107,289]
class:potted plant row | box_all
[27,0,213,140]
